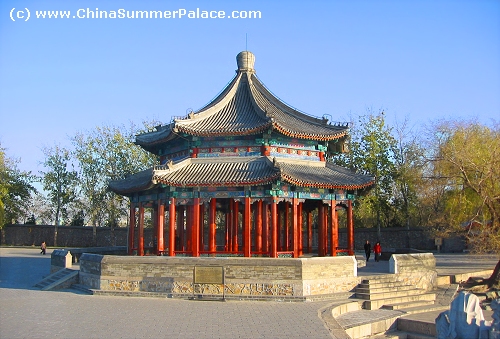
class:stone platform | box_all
[79,254,361,300]
[75,252,439,301]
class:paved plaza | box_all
[0,247,498,339]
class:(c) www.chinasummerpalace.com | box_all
[109,51,374,258]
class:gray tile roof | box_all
[174,74,271,137]
[248,74,348,140]
[278,161,374,189]
[108,168,156,195]
[108,156,374,195]
[136,52,348,147]
[135,124,175,148]
[152,156,280,187]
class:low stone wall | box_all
[66,246,127,263]
[50,249,72,273]
[2,224,129,247]
[2,224,466,253]
[79,255,359,299]
[389,253,437,290]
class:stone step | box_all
[70,284,94,295]
[373,331,435,339]
[358,281,412,290]
[357,288,427,300]
[356,285,416,294]
[381,300,435,310]
[362,276,400,284]
[406,333,436,339]
[330,301,361,317]
[397,316,436,337]
[335,309,402,339]
[34,270,69,288]
[364,293,436,310]
[33,269,79,291]
[397,304,448,315]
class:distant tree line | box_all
[0,114,498,253]
[0,120,158,231]
[330,111,499,254]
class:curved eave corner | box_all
[135,124,175,150]
[108,168,156,196]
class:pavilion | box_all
[109,51,374,258]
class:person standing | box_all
[40,241,46,255]
[374,241,382,262]
[363,240,371,262]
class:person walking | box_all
[40,241,46,255]
[363,240,371,262]
[374,241,382,262]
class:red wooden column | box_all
[324,204,329,254]
[225,207,230,252]
[254,200,263,253]
[292,197,299,258]
[128,203,136,255]
[199,203,205,251]
[177,206,185,251]
[270,198,278,258]
[243,197,251,257]
[317,202,325,257]
[138,202,145,256]
[298,202,303,257]
[347,200,354,256]
[186,206,192,251]
[209,198,217,253]
[278,207,283,251]
[307,209,312,253]
[284,202,290,251]
[157,199,165,255]
[152,205,158,255]
[232,200,239,252]
[262,202,269,253]
[191,198,200,257]
[330,200,338,256]
[168,197,176,256]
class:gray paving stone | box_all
[0,248,334,339]
[1,248,498,339]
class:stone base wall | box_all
[79,255,359,298]
[389,253,437,290]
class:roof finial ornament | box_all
[236,51,255,72]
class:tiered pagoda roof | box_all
[109,51,374,196]
[110,157,373,194]
[135,51,349,153]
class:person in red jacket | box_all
[373,242,382,262]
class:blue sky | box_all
[1,0,499,175]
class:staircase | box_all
[356,276,437,311]
[333,275,444,338]
[34,268,79,291]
